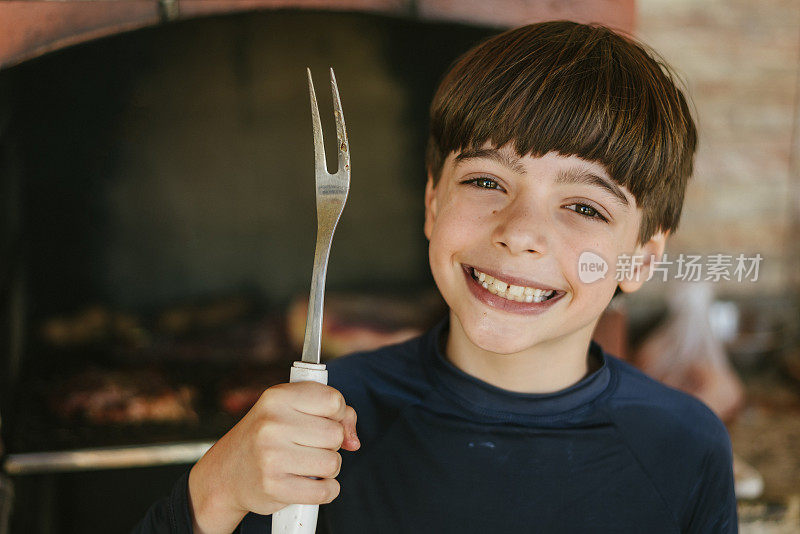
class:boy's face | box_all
[424,143,667,356]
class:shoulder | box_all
[605,354,731,451]
[326,332,434,406]
[603,355,734,528]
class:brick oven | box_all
[0,1,634,531]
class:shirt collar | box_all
[426,316,612,417]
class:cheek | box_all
[427,213,462,275]
[552,227,618,291]
[430,199,487,252]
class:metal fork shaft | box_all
[302,227,335,364]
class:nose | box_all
[491,198,550,255]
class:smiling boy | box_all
[136,20,737,534]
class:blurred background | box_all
[0,0,798,532]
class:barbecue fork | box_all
[271,68,351,534]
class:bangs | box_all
[427,22,697,244]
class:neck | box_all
[444,312,600,394]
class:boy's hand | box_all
[187,381,360,534]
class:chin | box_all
[459,310,546,355]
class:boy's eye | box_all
[463,177,502,190]
[565,203,608,223]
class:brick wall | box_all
[635,0,800,300]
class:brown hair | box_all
[426,21,697,245]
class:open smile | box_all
[461,264,566,314]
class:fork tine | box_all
[307,67,328,175]
[329,68,350,176]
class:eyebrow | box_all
[454,147,527,175]
[555,168,630,209]
[453,147,630,209]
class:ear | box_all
[618,230,670,293]
[423,173,438,241]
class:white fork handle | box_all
[271,361,328,534]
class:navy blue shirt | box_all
[136,317,737,533]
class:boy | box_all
[137,20,737,533]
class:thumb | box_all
[340,405,360,452]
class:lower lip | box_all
[462,265,565,315]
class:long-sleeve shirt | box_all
[134,317,738,533]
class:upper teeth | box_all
[473,268,555,303]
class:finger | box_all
[286,411,346,450]
[264,382,347,421]
[272,475,341,506]
[340,406,360,451]
[281,446,342,479]
[298,384,348,422]
[289,382,348,420]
